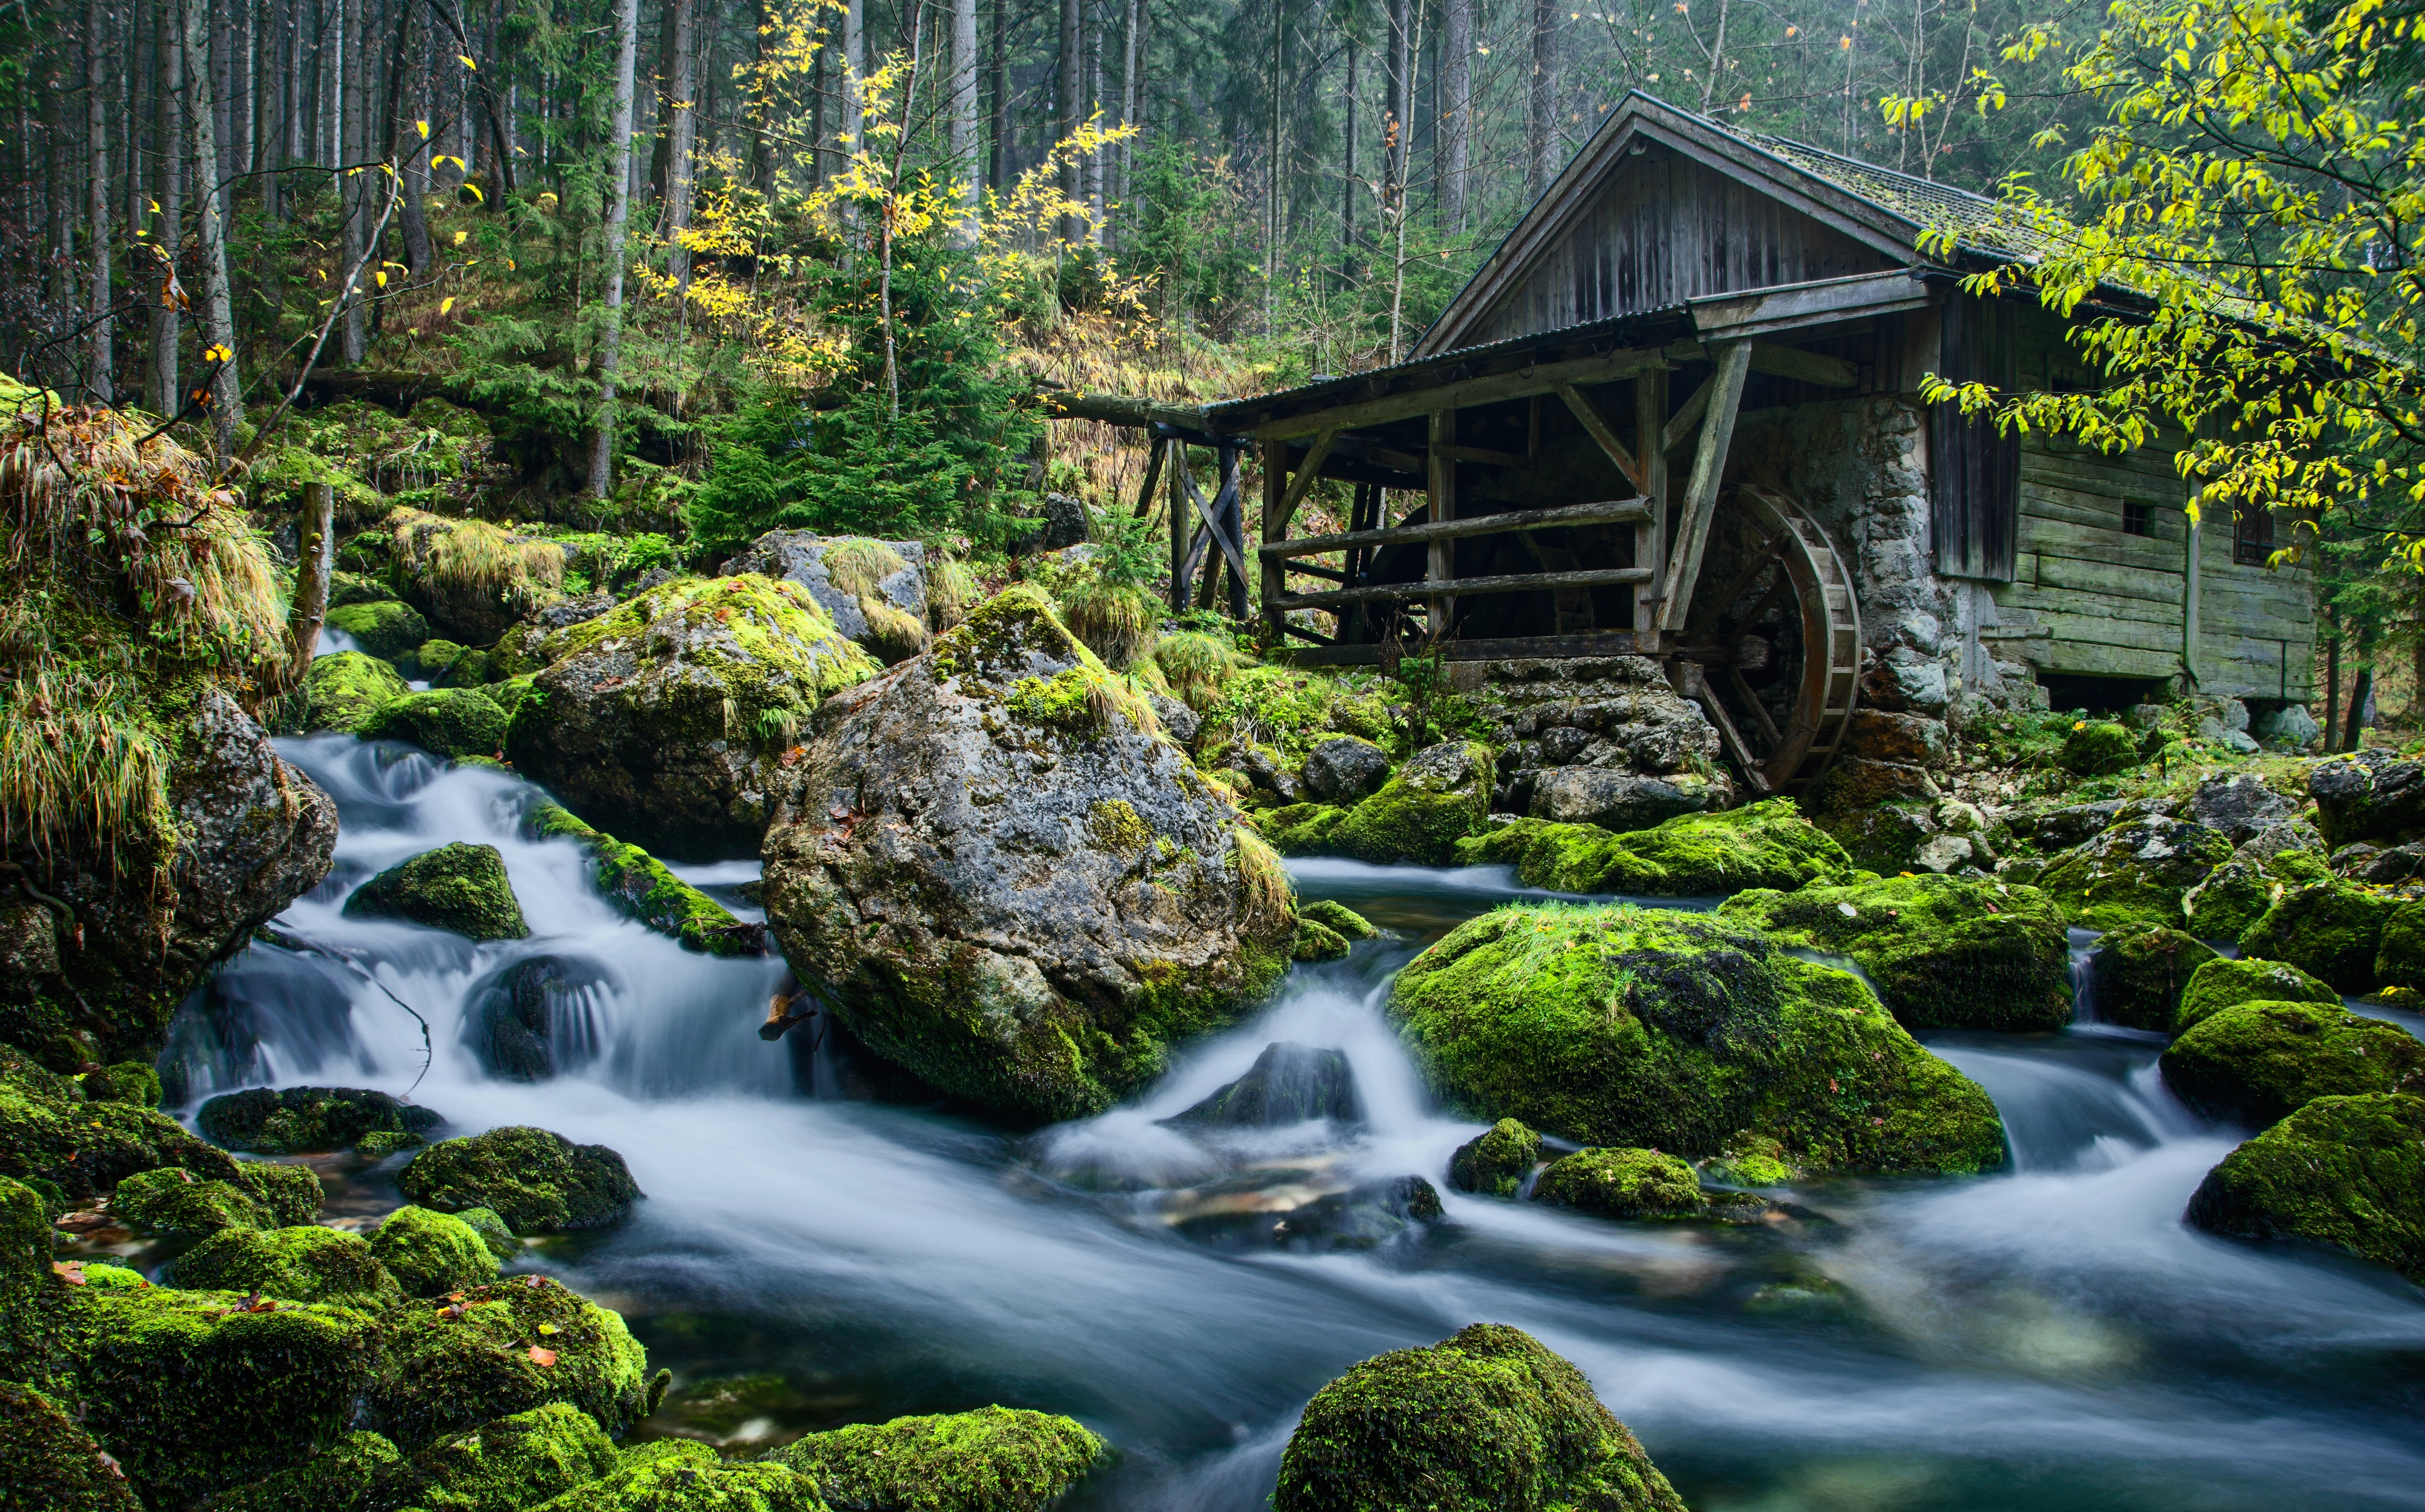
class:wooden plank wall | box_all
[1471,150,1891,346]
[1986,312,2314,700]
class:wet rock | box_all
[369,1402,622,1512]
[1460,799,1857,897]
[761,1405,1107,1512]
[1273,1175,1443,1249]
[2037,816,2233,931]
[200,1430,402,1512]
[2309,749,2425,849]
[1165,1042,1359,1127]
[0,1046,247,1198]
[1528,769,1709,832]
[525,805,756,956]
[504,575,880,860]
[324,599,429,659]
[1302,736,1392,804]
[2177,956,2339,1034]
[1721,873,2072,1032]
[761,587,1294,1122]
[368,1205,500,1296]
[1329,740,1496,866]
[196,1085,444,1154]
[723,531,932,664]
[2186,1091,2425,1283]
[2190,773,2299,845]
[358,686,509,760]
[397,1126,642,1234]
[462,957,612,1082]
[1389,905,2005,1175]
[1292,916,1351,961]
[171,1224,398,1306]
[111,1162,322,1234]
[365,1275,657,1451]
[2091,922,2220,1033]
[0,1380,143,1511]
[1300,899,1377,940]
[343,843,530,942]
[2238,880,2402,991]
[296,650,409,734]
[1534,1146,1768,1221]
[1847,709,1951,767]
[533,590,617,630]
[1448,1117,1542,1196]
[1274,1323,1686,1512]
[2159,999,2425,1127]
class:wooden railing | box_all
[1261,495,1654,616]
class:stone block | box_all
[1847,710,1951,767]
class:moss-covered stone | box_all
[2176,956,2339,1034]
[1300,900,1377,940]
[0,1045,245,1198]
[2159,999,2425,1127]
[386,508,567,644]
[1391,905,2005,1175]
[1457,801,1857,896]
[194,1429,401,1511]
[2182,860,2281,942]
[528,1456,825,1510]
[2372,897,2425,991]
[368,1401,623,1512]
[111,1167,274,1235]
[2058,721,2141,776]
[1447,1118,1542,1197]
[370,1205,502,1296]
[86,1062,160,1108]
[366,1276,654,1451]
[1274,1322,1685,1512]
[0,1380,143,1511]
[326,569,393,608]
[1531,1146,1713,1220]
[238,1160,327,1226]
[763,1405,1106,1512]
[1257,802,1351,857]
[2037,817,2235,930]
[298,651,410,734]
[358,687,510,761]
[453,1205,524,1261]
[2185,1092,2425,1282]
[1720,873,2071,1032]
[2090,922,2221,1033]
[343,843,530,942]
[1293,917,1351,961]
[2237,881,2404,992]
[197,1084,444,1154]
[324,599,431,660]
[525,804,754,956]
[172,1225,399,1306]
[397,1126,642,1233]
[1330,742,1495,865]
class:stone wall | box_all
[1449,655,1730,826]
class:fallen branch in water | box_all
[258,924,435,1097]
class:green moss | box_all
[1150,629,1244,709]
[1273,1322,1685,1512]
[526,804,754,956]
[95,1062,160,1108]
[1533,1147,1712,1218]
[2038,819,2237,931]
[2373,898,2425,990]
[1197,663,1394,760]
[2177,956,2339,1034]
[0,1381,143,1510]
[66,1284,386,1503]
[344,843,530,942]
[370,1205,503,1296]
[0,1044,245,1199]
[1328,742,1494,866]
[172,1225,399,1306]
[764,1404,1107,1512]
[368,1400,623,1512]
[2183,862,2280,942]
[324,599,431,660]
[1459,802,1857,897]
[543,572,879,708]
[2159,999,2425,1127]
[2090,922,2221,1032]
[397,1126,642,1234]
[112,1167,274,1235]
[358,687,510,761]
[452,1206,525,1261]
[2059,721,2141,776]
[299,651,410,734]
[1386,904,2006,1175]
[195,1430,401,1511]
[367,1276,653,1451]
[197,1085,443,1154]
[1300,900,1376,940]
[2186,1092,2425,1282]
[2237,881,2404,992]
[1085,798,1154,853]
[1293,917,1351,961]
[408,638,470,682]
[1257,803,1351,857]
[529,1457,825,1510]
[1447,1118,1542,1197]
[1721,873,2071,1032]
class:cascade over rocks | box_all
[2091,922,2219,1033]
[462,955,614,1081]
[196,1084,444,1154]
[761,587,1296,1122]
[343,842,530,942]
[1165,1042,1359,1127]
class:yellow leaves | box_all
[458,53,477,68]
[375,271,388,287]
[453,229,469,246]
[462,181,484,203]
[201,344,232,363]
[439,296,456,315]
[415,119,430,139]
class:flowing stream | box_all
[157,738,2425,1511]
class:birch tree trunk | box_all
[1526,0,1554,198]
[1441,0,1469,231]
[586,0,641,499]
[948,0,977,221]
[340,0,367,363]
[149,0,182,416]
[1057,0,1079,239]
[662,0,698,287]
[88,0,114,401]
[185,0,244,457]
[986,0,1006,191]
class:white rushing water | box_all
[166,738,2425,1511]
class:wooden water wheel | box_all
[1670,484,1861,795]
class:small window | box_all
[2234,504,2275,566]
[2122,499,2153,537]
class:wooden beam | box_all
[1262,438,1289,640]
[1273,566,1654,612]
[1043,389,1219,433]
[1635,368,1669,633]
[1689,270,1932,342]
[1428,411,1456,635]
[1275,428,1339,533]
[1748,344,1859,388]
[1434,442,1527,467]
[1132,436,1167,520]
[1282,629,1659,666]
[1168,441,1190,610]
[1554,381,1645,492]
[1260,496,1652,558]
[1179,450,1250,587]
[1662,374,1712,452]
[1255,348,1668,441]
[1657,339,1755,633]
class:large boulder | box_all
[504,575,881,859]
[1388,905,2006,1176]
[1457,800,1856,896]
[368,1205,502,1296]
[2308,749,2425,849]
[366,1402,622,1512]
[761,1406,1107,1512]
[1274,1323,1686,1512]
[363,1276,658,1451]
[2176,955,2338,1034]
[323,598,429,659]
[1720,873,2072,1032]
[170,1225,399,1307]
[2037,816,2234,930]
[397,1126,642,1234]
[296,650,409,734]
[2186,1092,2424,1282]
[2090,922,2220,1032]
[723,530,932,664]
[2237,880,2403,992]
[2189,772,2299,844]
[2159,999,2425,1127]
[357,687,509,760]
[112,1161,322,1234]
[761,587,1295,1122]
[196,1085,443,1154]
[386,509,567,644]
[1330,741,1496,865]
[343,843,530,942]
[0,1046,247,1198]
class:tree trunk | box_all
[186,0,243,457]
[661,0,698,287]
[1082,11,1103,238]
[948,0,976,219]
[395,4,433,274]
[1385,0,1406,191]
[149,0,182,417]
[1526,0,1554,198]
[88,0,115,402]
[1340,40,1355,265]
[1057,0,1078,239]
[1441,0,1469,231]
[340,0,367,363]
[985,0,1006,191]
[587,0,640,498]
[1117,0,1144,245]
[288,481,337,673]
[840,0,862,161]
[2325,627,2342,752]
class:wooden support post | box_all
[1554,381,1642,492]
[1657,340,1753,634]
[1222,446,1248,621]
[1132,435,1167,520]
[1168,440,1190,611]
[1262,436,1288,640]
[1428,410,1456,639]
[1634,368,1667,638]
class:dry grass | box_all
[387,506,567,612]
[820,538,910,598]
[1230,826,1296,937]
[1059,577,1160,669]
[1150,631,1244,710]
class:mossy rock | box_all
[2185,1091,2425,1283]
[112,1162,323,1235]
[2090,922,2221,1033]
[196,1429,402,1511]
[197,1084,444,1154]
[65,1284,387,1504]
[2237,881,2404,992]
[370,1205,501,1297]
[525,804,754,956]
[1300,900,1377,940]
[2182,861,2279,945]
[0,1044,248,1199]
[1293,917,1351,962]
[762,1404,1107,1512]
[2037,817,2235,931]
[325,599,431,660]
[2372,897,2425,990]
[1330,742,1495,866]
[453,1205,524,1261]
[326,569,394,608]
[85,1062,160,1108]
[1447,1118,1542,1197]
[1532,1147,1718,1220]
[528,1455,823,1510]
[1257,803,1351,857]
[298,650,409,734]
[2176,956,2338,1035]
[2059,721,2141,776]
[1456,801,1857,896]
[1720,874,2071,1032]
[171,1225,399,1306]
[359,687,510,761]
[0,1380,143,1510]
[1388,904,2006,1176]
[397,1126,642,1233]
[367,1400,622,1512]
[365,1276,655,1451]
[344,843,530,942]
[2159,999,2425,1128]
[1273,1322,1685,1512]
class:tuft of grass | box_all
[387,507,566,614]
[1231,827,1296,937]
[1151,629,1243,710]
[1059,575,1160,669]
[820,537,910,599]
[926,556,979,631]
